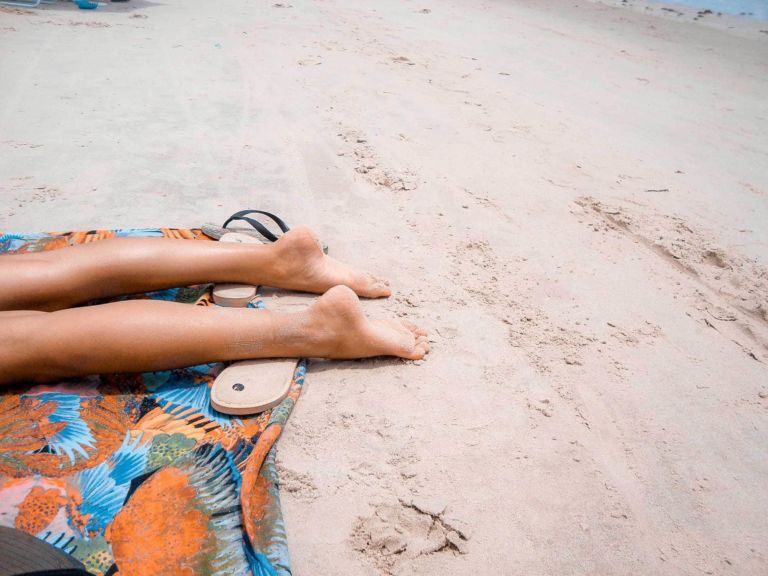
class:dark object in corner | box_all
[0,527,93,576]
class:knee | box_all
[0,255,64,311]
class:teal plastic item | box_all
[76,0,98,7]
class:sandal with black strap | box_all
[208,210,313,416]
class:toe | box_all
[412,341,429,359]
[399,320,427,336]
[374,282,392,298]
[401,334,430,359]
[396,320,416,340]
[399,321,426,339]
[358,274,391,298]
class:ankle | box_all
[267,308,333,358]
[246,241,284,286]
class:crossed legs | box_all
[0,227,429,386]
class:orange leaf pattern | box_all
[0,229,305,576]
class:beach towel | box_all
[0,228,304,576]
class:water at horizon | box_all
[651,0,768,19]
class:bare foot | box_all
[270,226,391,298]
[300,285,428,360]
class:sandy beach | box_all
[1,0,767,574]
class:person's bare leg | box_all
[0,226,390,312]
[0,286,428,386]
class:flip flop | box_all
[210,210,303,416]
[221,209,291,242]
[210,358,298,415]
[211,232,262,307]
[210,289,311,415]
[202,209,327,254]
[211,209,291,306]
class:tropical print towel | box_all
[0,229,303,576]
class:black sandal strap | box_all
[222,210,290,243]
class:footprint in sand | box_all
[351,499,470,573]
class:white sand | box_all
[2,0,768,574]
